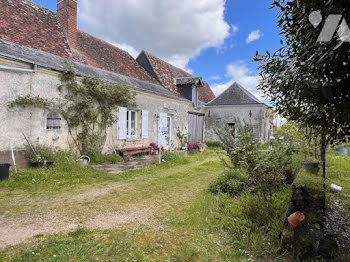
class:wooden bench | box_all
[119,146,152,157]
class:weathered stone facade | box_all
[204,82,273,143]
[0,0,274,168]
[204,104,273,142]
[0,55,202,166]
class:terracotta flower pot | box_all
[288,211,305,228]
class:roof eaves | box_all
[205,102,264,107]
[0,38,187,102]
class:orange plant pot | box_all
[288,211,305,228]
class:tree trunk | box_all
[321,137,327,215]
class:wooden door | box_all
[188,113,204,143]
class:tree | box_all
[258,0,350,210]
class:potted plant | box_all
[187,143,199,154]
[30,153,54,168]
[25,141,55,168]
[150,142,159,155]
[197,142,209,152]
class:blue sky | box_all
[33,0,281,100]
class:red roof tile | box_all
[74,31,160,85]
[0,0,159,85]
[0,0,214,102]
[0,0,71,58]
[136,51,215,103]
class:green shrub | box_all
[205,141,222,148]
[91,153,122,164]
[52,150,76,165]
[209,169,248,196]
[211,188,291,259]
[268,145,302,185]
[25,142,56,162]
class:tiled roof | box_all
[0,0,214,102]
[0,0,159,85]
[136,51,216,103]
[74,31,160,85]
[207,82,261,106]
[0,0,71,58]
[0,38,184,101]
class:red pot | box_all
[288,211,305,228]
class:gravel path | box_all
[323,197,350,260]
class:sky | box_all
[33,0,282,101]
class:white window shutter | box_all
[158,113,168,147]
[142,110,149,139]
[118,107,127,140]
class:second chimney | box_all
[57,0,77,49]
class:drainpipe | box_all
[0,64,37,73]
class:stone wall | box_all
[0,150,28,170]
[0,58,201,167]
[204,104,273,142]
[105,90,200,152]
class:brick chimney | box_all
[57,0,77,49]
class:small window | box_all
[47,111,61,130]
[227,123,236,137]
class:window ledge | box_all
[125,139,142,142]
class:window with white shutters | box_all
[118,108,143,140]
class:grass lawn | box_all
[0,149,295,261]
[10,149,350,261]
[327,152,350,212]
[1,151,232,261]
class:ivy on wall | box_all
[8,69,135,156]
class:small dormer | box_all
[175,77,204,107]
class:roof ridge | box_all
[207,82,261,106]
[142,50,192,76]
[24,0,54,14]
[233,82,260,103]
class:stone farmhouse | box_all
[205,82,273,142]
[0,0,273,166]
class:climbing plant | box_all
[9,69,135,156]
[8,94,51,109]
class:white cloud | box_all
[110,42,139,58]
[231,24,239,35]
[78,0,230,71]
[166,53,194,74]
[246,29,263,43]
[209,75,221,81]
[211,61,263,100]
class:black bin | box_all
[0,163,11,181]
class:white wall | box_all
[0,58,201,163]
